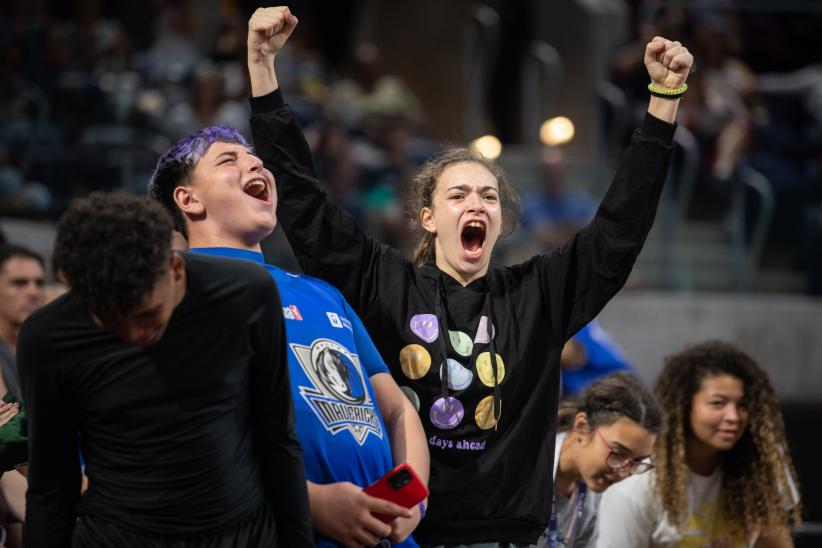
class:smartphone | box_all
[363,463,429,523]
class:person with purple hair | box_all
[148,8,429,548]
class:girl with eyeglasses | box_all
[535,373,661,548]
[597,341,801,547]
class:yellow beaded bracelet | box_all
[648,82,688,99]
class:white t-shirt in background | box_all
[596,468,752,548]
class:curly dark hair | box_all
[53,191,174,319]
[557,372,662,434]
[653,340,801,537]
[407,147,520,266]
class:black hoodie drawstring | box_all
[435,273,450,401]
[485,271,501,431]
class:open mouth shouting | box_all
[242,176,271,203]
[461,220,487,260]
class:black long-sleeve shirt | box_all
[18,252,312,547]
[253,90,674,544]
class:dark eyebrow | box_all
[446,184,499,193]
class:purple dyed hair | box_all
[147,125,251,237]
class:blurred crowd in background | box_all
[0,0,820,291]
[1,2,821,542]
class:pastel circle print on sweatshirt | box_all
[399,344,432,379]
[474,315,495,344]
[439,359,474,390]
[400,386,421,411]
[476,352,505,387]
[475,395,500,430]
[409,313,439,343]
[430,396,465,430]
[449,330,474,357]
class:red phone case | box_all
[363,463,429,523]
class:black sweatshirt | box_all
[18,253,312,547]
[252,90,674,544]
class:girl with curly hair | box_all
[597,341,801,547]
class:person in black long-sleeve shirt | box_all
[252,32,693,545]
[18,192,312,547]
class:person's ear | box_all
[169,252,185,282]
[174,185,205,216]
[420,207,437,235]
[573,412,591,441]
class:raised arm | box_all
[246,6,295,97]
[246,7,403,314]
[539,37,693,342]
[18,321,80,548]
[248,275,312,546]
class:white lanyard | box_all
[547,481,587,547]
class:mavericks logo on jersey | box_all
[291,339,383,445]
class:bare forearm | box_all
[248,57,278,97]
[647,96,680,124]
[246,7,297,97]
[371,374,429,486]
[1,470,27,521]
[386,399,430,487]
[306,480,323,529]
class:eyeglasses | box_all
[595,429,654,475]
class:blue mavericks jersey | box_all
[191,248,417,547]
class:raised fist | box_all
[248,6,298,62]
[644,36,693,89]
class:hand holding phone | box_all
[363,463,429,523]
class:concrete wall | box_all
[598,291,822,401]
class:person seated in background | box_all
[597,341,801,548]
[18,191,311,547]
[0,245,45,401]
[0,244,47,546]
[521,145,596,252]
[536,373,661,547]
[148,8,428,547]
[560,319,634,399]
